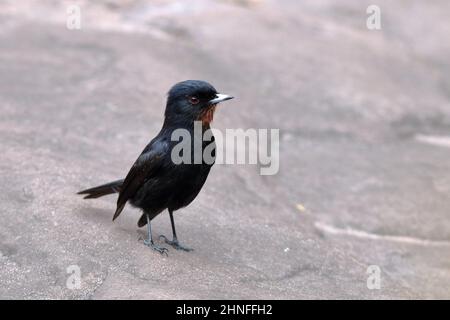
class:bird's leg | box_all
[159,210,193,251]
[143,214,168,255]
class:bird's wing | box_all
[113,139,169,221]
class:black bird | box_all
[78,80,233,254]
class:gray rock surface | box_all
[0,0,449,299]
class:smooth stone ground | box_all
[0,0,449,299]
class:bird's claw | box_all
[143,239,169,256]
[159,235,193,252]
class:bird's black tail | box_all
[77,179,124,199]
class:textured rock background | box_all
[0,0,449,299]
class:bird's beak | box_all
[208,93,234,105]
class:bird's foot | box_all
[143,239,169,256]
[159,235,193,252]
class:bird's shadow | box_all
[77,204,113,224]
[75,202,149,240]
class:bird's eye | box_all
[189,96,200,105]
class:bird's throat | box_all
[198,106,216,126]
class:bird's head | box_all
[164,80,233,127]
